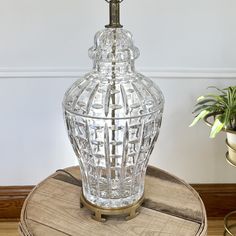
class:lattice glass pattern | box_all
[63,28,164,208]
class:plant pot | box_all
[204,113,236,167]
[226,132,236,167]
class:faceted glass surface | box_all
[63,28,164,208]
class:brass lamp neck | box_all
[105,0,123,28]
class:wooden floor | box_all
[0,219,234,235]
[0,222,19,236]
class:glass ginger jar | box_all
[63,0,164,215]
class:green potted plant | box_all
[190,86,236,165]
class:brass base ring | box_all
[80,191,144,222]
[224,211,236,236]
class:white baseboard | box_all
[0,67,236,79]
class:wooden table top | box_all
[19,166,207,236]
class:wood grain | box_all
[19,166,207,236]
[0,222,18,236]
[20,219,67,236]
[1,182,236,220]
[144,175,203,223]
[192,184,236,217]
[0,219,230,236]
[0,186,33,220]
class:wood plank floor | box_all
[0,222,19,236]
[0,219,234,235]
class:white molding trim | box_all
[0,67,236,79]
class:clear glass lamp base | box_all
[83,188,144,209]
[63,28,164,217]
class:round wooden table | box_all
[19,166,207,236]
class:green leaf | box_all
[189,110,210,127]
[207,86,227,94]
[195,99,216,106]
[193,105,211,114]
[210,118,224,138]
[197,96,206,102]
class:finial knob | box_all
[105,0,123,28]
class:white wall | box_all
[0,0,236,185]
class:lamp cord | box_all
[56,169,81,185]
